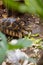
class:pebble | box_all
[34,49,39,54]
[27,62,35,65]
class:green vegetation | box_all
[0,32,33,64]
[0,32,43,64]
[0,32,8,64]
[8,38,32,50]
[0,0,43,64]
[3,0,43,17]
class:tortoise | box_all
[0,11,40,39]
[0,17,31,38]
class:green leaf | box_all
[0,32,8,64]
[3,0,27,12]
[8,38,32,50]
[25,0,43,17]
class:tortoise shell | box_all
[0,16,31,38]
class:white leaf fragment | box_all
[10,39,18,45]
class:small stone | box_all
[34,49,39,54]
